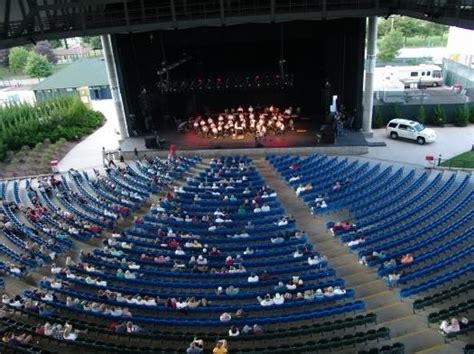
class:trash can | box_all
[50,160,59,173]
[452,84,462,93]
[425,155,434,169]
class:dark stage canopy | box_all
[114,19,365,134]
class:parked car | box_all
[386,118,436,145]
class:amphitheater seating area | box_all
[0,152,472,353]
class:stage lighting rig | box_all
[156,55,192,93]
[156,55,191,76]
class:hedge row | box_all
[0,97,104,160]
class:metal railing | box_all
[0,0,472,47]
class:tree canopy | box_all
[378,16,448,40]
[377,29,404,62]
[24,52,53,78]
[82,36,102,49]
[9,47,30,73]
[34,41,58,64]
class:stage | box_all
[119,126,369,158]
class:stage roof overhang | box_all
[1,0,473,49]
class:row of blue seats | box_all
[378,226,473,277]
[400,263,473,297]
[25,290,365,326]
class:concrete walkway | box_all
[58,100,120,172]
[253,157,464,354]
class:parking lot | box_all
[364,125,474,167]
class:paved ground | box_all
[364,125,474,168]
[58,100,120,172]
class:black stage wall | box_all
[113,19,366,134]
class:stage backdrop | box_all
[113,19,365,134]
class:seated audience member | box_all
[439,318,460,335]
[459,317,469,330]
[385,271,401,287]
[330,220,356,234]
[219,312,232,322]
[242,324,253,335]
[257,294,274,307]
[187,339,204,354]
[359,251,386,266]
[273,293,285,305]
[228,326,240,337]
[213,339,228,354]
[400,253,414,264]
[253,324,263,334]
[346,236,365,247]
[248,273,259,283]
[225,286,239,296]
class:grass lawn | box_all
[441,151,474,168]
[404,34,448,48]
[0,66,29,80]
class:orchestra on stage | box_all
[187,105,299,139]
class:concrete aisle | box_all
[253,157,464,354]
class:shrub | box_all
[454,105,470,127]
[0,97,104,161]
[431,105,446,127]
[373,106,384,128]
[470,106,474,124]
[417,105,426,124]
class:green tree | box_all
[24,52,53,78]
[422,22,448,39]
[417,105,426,124]
[373,105,384,128]
[82,36,102,49]
[49,39,63,48]
[454,105,470,127]
[432,105,446,127]
[392,103,402,119]
[377,29,404,62]
[9,47,30,73]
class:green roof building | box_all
[33,58,111,102]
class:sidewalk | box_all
[58,100,120,172]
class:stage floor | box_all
[120,127,368,152]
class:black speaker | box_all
[320,124,335,144]
[145,137,158,149]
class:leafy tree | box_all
[417,105,426,124]
[422,22,448,39]
[0,48,10,67]
[24,52,53,78]
[82,36,102,49]
[49,39,63,48]
[9,47,30,73]
[34,41,58,63]
[377,29,404,62]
